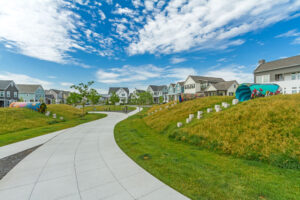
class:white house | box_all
[254,55,300,94]
[147,85,168,103]
[205,80,238,96]
[108,87,130,104]
[184,75,225,94]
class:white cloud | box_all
[0,0,85,63]
[170,57,187,64]
[48,76,56,79]
[128,0,300,55]
[204,66,253,83]
[276,29,300,38]
[60,82,74,87]
[0,72,53,89]
[96,65,195,84]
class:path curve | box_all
[0,109,189,200]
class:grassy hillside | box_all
[171,94,300,168]
[115,108,300,200]
[145,96,234,131]
[0,104,106,146]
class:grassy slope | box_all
[145,96,234,132]
[175,94,300,168]
[0,104,106,146]
[85,105,136,112]
[115,108,300,200]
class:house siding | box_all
[0,82,19,107]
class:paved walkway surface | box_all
[0,109,189,200]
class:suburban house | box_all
[174,81,185,101]
[205,80,239,96]
[184,75,225,95]
[167,83,176,102]
[99,94,110,103]
[108,87,130,104]
[45,94,55,104]
[0,80,19,107]
[17,84,45,103]
[46,89,70,104]
[147,85,168,103]
[254,55,300,94]
[131,89,146,99]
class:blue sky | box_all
[0,0,300,93]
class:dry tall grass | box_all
[145,96,234,131]
[174,94,300,168]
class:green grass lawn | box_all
[115,108,300,200]
[0,105,106,147]
[85,105,136,112]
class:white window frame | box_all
[14,92,17,98]
[6,91,10,98]
[0,91,4,97]
[292,87,297,94]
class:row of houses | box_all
[107,76,239,104]
[107,55,300,104]
[0,81,70,107]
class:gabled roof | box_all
[0,80,14,90]
[255,55,300,73]
[17,84,43,93]
[168,83,176,88]
[148,85,167,91]
[176,81,184,86]
[108,87,129,94]
[206,80,238,91]
[188,75,225,83]
[134,89,145,93]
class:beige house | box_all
[205,80,238,96]
[184,75,224,95]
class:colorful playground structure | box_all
[236,83,281,102]
[9,102,47,113]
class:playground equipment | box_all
[9,102,47,113]
[236,84,281,102]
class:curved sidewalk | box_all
[0,109,189,200]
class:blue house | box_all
[174,81,184,101]
[17,84,45,102]
[167,83,176,102]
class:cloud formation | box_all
[128,0,300,55]
[96,65,195,84]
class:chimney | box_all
[259,59,266,65]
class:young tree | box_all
[159,96,164,104]
[70,81,95,115]
[19,97,24,102]
[110,92,120,105]
[67,92,82,106]
[88,89,101,108]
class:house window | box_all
[6,91,10,98]
[292,87,297,94]
[292,73,297,80]
[275,74,284,81]
[298,73,300,80]
[0,91,4,97]
[256,75,270,83]
[14,92,17,98]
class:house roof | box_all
[148,85,167,91]
[169,83,176,88]
[0,80,14,90]
[206,80,238,91]
[255,55,300,73]
[108,87,129,94]
[47,89,70,95]
[188,75,225,83]
[134,89,145,93]
[17,84,43,93]
[177,81,185,86]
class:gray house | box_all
[254,55,300,94]
[0,80,19,107]
[205,80,238,96]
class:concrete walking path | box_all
[0,109,189,200]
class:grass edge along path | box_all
[114,108,300,200]
[0,113,107,147]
